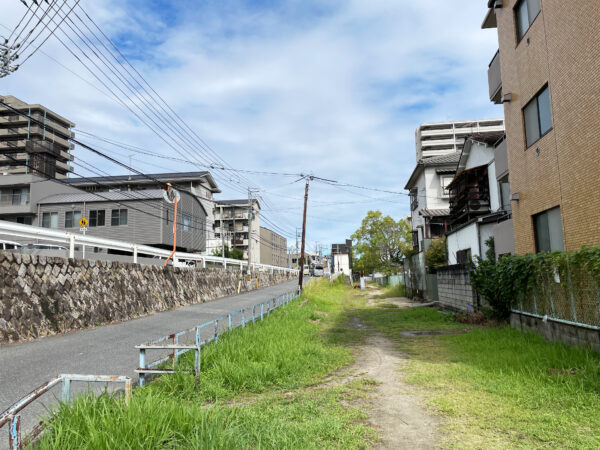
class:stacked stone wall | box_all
[0,252,295,343]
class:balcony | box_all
[494,136,509,180]
[448,165,491,227]
[488,50,502,104]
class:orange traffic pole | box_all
[165,196,178,266]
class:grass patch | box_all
[376,283,405,298]
[401,326,600,448]
[35,279,375,449]
[355,305,473,338]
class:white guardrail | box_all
[0,220,299,275]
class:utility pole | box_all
[220,205,225,264]
[298,180,309,290]
[247,188,253,275]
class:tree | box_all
[424,237,447,270]
[351,211,413,275]
[212,245,244,260]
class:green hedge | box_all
[469,245,600,326]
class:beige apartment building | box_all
[214,199,261,264]
[0,95,75,179]
[483,0,600,254]
[259,226,288,268]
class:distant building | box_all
[331,240,352,276]
[483,0,600,253]
[415,119,504,161]
[37,189,207,252]
[0,95,75,179]
[0,171,217,253]
[64,171,220,253]
[214,199,260,264]
[259,226,287,267]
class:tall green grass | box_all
[376,283,405,298]
[402,325,600,448]
[35,279,375,449]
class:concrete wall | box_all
[436,265,477,312]
[0,251,295,343]
[510,312,600,354]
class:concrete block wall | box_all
[511,312,600,354]
[436,266,478,312]
[0,252,295,343]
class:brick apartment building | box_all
[483,0,600,253]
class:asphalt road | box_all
[0,280,299,444]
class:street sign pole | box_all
[78,217,89,260]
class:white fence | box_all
[0,220,298,275]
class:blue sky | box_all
[1,0,502,252]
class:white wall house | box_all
[404,152,460,253]
[445,135,513,264]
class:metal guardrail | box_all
[136,289,301,387]
[0,220,299,275]
[0,374,131,449]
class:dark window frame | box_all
[514,0,541,44]
[89,209,105,227]
[111,209,128,226]
[65,210,82,228]
[41,211,58,229]
[523,84,553,149]
[533,206,564,253]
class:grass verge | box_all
[400,327,600,449]
[375,283,405,298]
[35,279,376,449]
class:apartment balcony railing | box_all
[0,193,30,206]
[488,49,502,104]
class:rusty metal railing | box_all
[0,374,131,449]
[136,289,301,386]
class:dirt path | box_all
[356,333,439,449]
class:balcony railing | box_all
[488,49,502,104]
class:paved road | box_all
[0,280,299,443]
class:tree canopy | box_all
[212,245,244,260]
[351,210,413,275]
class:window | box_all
[498,175,512,212]
[42,212,58,228]
[534,207,564,252]
[183,215,191,231]
[523,85,552,147]
[440,176,453,198]
[111,209,128,226]
[65,210,82,228]
[16,216,33,225]
[515,0,541,41]
[456,249,472,265]
[89,210,105,227]
[410,190,419,211]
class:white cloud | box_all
[0,0,502,248]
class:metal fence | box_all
[0,220,298,275]
[136,288,301,386]
[0,374,131,449]
[513,264,600,330]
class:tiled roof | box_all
[421,152,461,165]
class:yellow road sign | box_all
[79,217,89,227]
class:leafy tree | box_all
[212,245,244,260]
[424,237,447,269]
[351,211,413,275]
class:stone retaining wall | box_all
[0,252,295,343]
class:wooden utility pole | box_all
[298,179,309,290]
